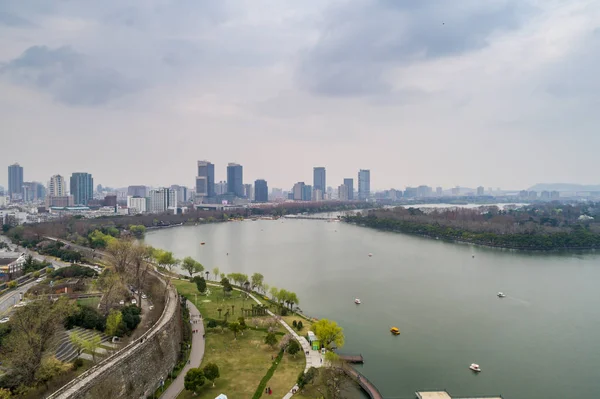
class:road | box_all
[160,301,205,399]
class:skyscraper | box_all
[8,163,23,198]
[170,185,188,203]
[196,161,215,200]
[148,188,177,213]
[477,186,484,196]
[343,178,354,200]
[70,173,94,205]
[227,163,244,197]
[302,185,313,201]
[128,185,148,198]
[48,175,66,197]
[292,182,305,200]
[358,169,370,201]
[254,179,268,202]
[338,184,349,201]
[313,167,326,194]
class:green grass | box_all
[262,350,305,398]
[76,297,100,309]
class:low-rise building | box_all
[0,253,26,282]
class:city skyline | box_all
[1,2,599,190]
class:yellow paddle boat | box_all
[390,327,400,335]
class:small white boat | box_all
[497,292,506,298]
[368,253,373,257]
[354,298,361,304]
[469,363,481,372]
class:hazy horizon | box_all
[2,1,599,190]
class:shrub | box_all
[7,281,17,289]
[65,305,107,331]
[297,321,303,331]
[72,358,84,370]
[207,319,218,329]
[292,320,298,328]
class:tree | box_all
[193,276,207,294]
[105,309,123,337]
[2,297,76,386]
[184,368,206,393]
[269,286,279,301]
[82,334,102,363]
[251,273,264,291]
[126,243,153,307]
[97,271,124,315]
[106,238,133,274]
[202,363,220,387]
[287,292,299,310]
[129,225,146,238]
[221,278,233,296]
[207,319,218,329]
[297,321,303,331]
[237,317,247,336]
[70,331,85,356]
[228,322,243,340]
[153,249,180,273]
[35,356,70,389]
[264,332,278,348]
[182,256,204,278]
[0,388,11,399]
[212,267,220,281]
[313,319,345,349]
[287,339,301,357]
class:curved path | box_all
[160,301,205,399]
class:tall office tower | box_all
[338,184,349,201]
[477,186,484,196]
[436,187,443,196]
[254,179,268,202]
[170,185,188,203]
[417,185,433,197]
[302,185,312,201]
[358,169,370,201]
[128,185,148,198]
[195,160,215,202]
[312,189,323,201]
[48,175,66,196]
[313,167,326,195]
[148,188,177,213]
[343,178,354,200]
[292,182,305,200]
[22,182,45,202]
[8,163,23,198]
[227,163,244,197]
[243,184,253,200]
[70,173,94,205]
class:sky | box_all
[1,0,599,191]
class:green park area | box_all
[173,279,307,399]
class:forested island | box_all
[344,203,600,250]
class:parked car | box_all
[141,294,147,299]
[131,299,137,305]
[35,278,44,283]
[0,317,10,324]
[119,300,125,305]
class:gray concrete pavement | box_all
[160,300,205,399]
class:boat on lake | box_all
[355,298,361,304]
[390,327,400,335]
[497,292,506,298]
[469,363,481,372]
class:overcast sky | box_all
[1,0,599,191]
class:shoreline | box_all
[345,221,600,253]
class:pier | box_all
[282,215,340,221]
[341,367,383,399]
[416,391,503,399]
[338,354,364,363]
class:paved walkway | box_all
[161,301,205,399]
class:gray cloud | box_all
[0,45,141,106]
[298,0,533,97]
[0,11,32,27]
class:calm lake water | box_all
[145,218,600,399]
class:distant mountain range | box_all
[528,183,600,192]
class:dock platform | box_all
[416,391,502,399]
[339,354,364,363]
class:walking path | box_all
[160,301,205,399]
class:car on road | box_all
[119,300,125,305]
[141,294,147,299]
[0,317,9,324]
[131,299,137,305]
[35,278,44,283]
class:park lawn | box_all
[282,315,313,332]
[262,351,305,398]
[177,328,278,399]
[77,297,100,308]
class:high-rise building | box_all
[312,189,323,202]
[8,163,23,198]
[215,181,227,195]
[313,167,326,195]
[244,184,253,200]
[128,185,147,198]
[338,184,349,201]
[70,173,94,205]
[227,163,244,197]
[148,188,177,213]
[170,185,188,204]
[343,178,354,200]
[551,191,560,199]
[358,169,370,201]
[303,185,312,201]
[477,186,484,196]
[195,161,215,201]
[254,179,268,202]
[127,196,148,214]
[292,182,305,201]
[404,187,418,198]
[48,175,66,197]
[417,185,432,197]
[22,182,45,202]
[436,187,443,196]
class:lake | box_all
[145,218,600,399]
